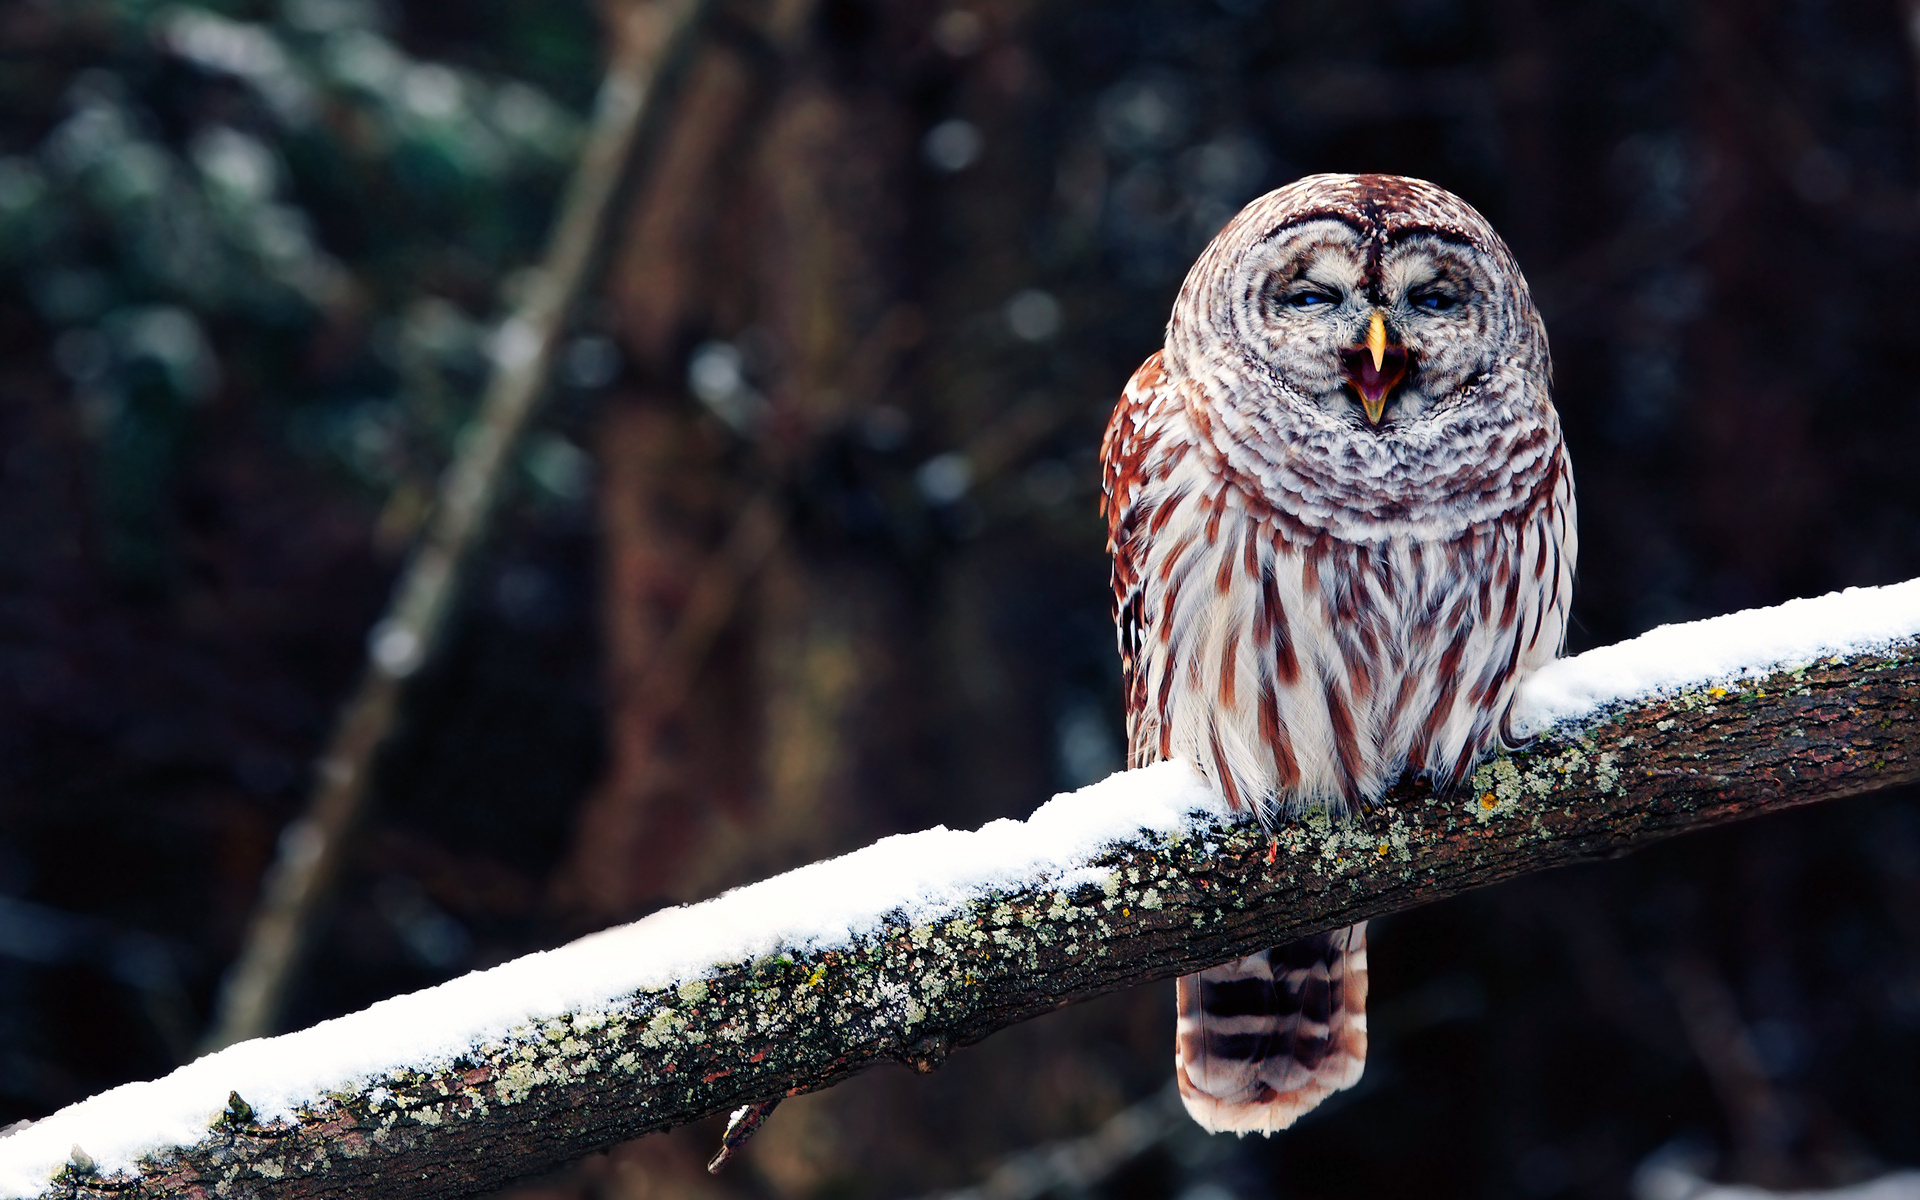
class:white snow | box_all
[3,577,1916,1197]
[0,761,1227,1198]
[1510,578,1920,738]
[1633,1142,1920,1200]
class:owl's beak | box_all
[1340,310,1409,426]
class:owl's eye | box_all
[1284,290,1336,310]
[1410,289,1461,312]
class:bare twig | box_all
[199,0,716,1054]
[561,483,788,913]
[1663,954,1795,1187]
[15,636,1916,1200]
[907,1084,1190,1200]
[629,487,787,730]
[705,1099,780,1174]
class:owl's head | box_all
[1166,174,1550,439]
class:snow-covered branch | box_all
[4,582,1918,1200]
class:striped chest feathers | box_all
[1125,424,1575,821]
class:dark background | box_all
[2,0,1918,1197]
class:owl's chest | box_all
[1128,458,1546,812]
[1142,490,1458,698]
[1113,385,1573,812]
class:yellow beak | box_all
[1342,310,1408,427]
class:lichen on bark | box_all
[31,641,1920,1200]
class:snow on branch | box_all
[4,581,1919,1200]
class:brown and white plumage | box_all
[1101,174,1576,1134]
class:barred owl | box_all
[1100,174,1576,1133]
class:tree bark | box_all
[25,640,1919,1200]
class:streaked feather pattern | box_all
[1102,174,1575,1134]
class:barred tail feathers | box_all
[1173,923,1369,1134]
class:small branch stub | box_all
[706,1100,779,1174]
[902,1032,952,1074]
[222,1093,254,1127]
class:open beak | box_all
[1339,310,1409,426]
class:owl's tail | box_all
[1173,922,1369,1135]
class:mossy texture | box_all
[43,644,1920,1200]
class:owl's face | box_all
[1169,174,1549,447]
[1237,220,1505,429]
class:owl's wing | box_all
[1099,352,1171,545]
[1101,351,1187,767]
[1494,441,1579,749]
[1531,442,1578,671]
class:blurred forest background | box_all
[3,0,1920,1197]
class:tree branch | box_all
[4,632,1915,1200]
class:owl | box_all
[1100,174,1576,1133]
